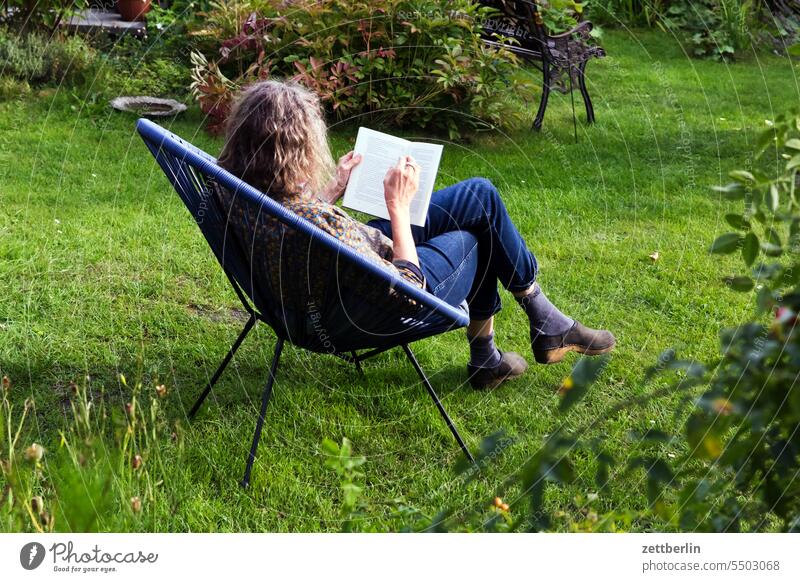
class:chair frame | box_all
[479,0,605,133]
[136,119,475,488]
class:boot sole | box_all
[469,368,526,390]
[533,341,616,365]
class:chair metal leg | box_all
[240,337,285,489]
[578,60,596,124]
[533,63,551,132]
[401,344,475,464]
[568,56,578,144]
[351,351,364,375]
[189,314,256,419]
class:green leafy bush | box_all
[662,0,756,61]
[0,29,96,86]
[538,0,586,33]
[0,75,31,99]
[0,1,87,34]
[190,0,535,136]
[100,56,192,98]
[591,0,782,60]
[591,0,757,60]
[78,30,195,101]
[697,108,800,530]
[589,0,669,27]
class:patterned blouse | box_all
[281,194,425,286]
[213,185,425,316]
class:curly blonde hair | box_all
[218,80,334,199]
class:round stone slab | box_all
[110,96,187,117]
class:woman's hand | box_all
[383,156,421,268]
[321,151,362,203]
[383,155,420,217]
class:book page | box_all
[407,141,443,226]
[342,127,409,222]
[342,127,443,227]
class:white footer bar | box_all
[1,533,798,581]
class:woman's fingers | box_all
[404,157,420,186]
[399,156,419,177]
[339,151,361,169]
[343,153,362,170]
[386,156,420,189]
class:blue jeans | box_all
[367,177,539,320]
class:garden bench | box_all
[136,119,475,488]
[479,0,605,131]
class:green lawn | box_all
[1,30,796,532]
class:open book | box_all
[342,127,443,227]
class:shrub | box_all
[100,56,192,98]
[0,75,31,99]
[589,0,670,27]
[591,0,791,60]
[662,0,756,61]
[82,30,194,100]
[0,29,96,85]
[699,106,800,530]
[0,1,87,34]
[766,0,800,51]
[190,0,536,137]
[539,0,587,33]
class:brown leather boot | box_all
[531,321,615,364]
[467,351,529,389]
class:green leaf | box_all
[542,458,575,484]
[789,43,800,56]
[709,232,742,254]
[756,285,774,314]
[742,232,759,266]
[687,417,723,460]
[724,213,750,230]
[785,138,800,151]
[762,241,783,257]
[595,451,613,488]
[729,170,755,183]
[647,458,674,482]
[791,219,800,241]
[341,482,362,506]
[767,227,782,247]
[712,182,746,200]
[321,438,339,457]
[756,127,777,154]
[724,276,754,292]
[767,183,780,212]
[627,456,673,482]
[340,437,353,458]
[558,355,609,412]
